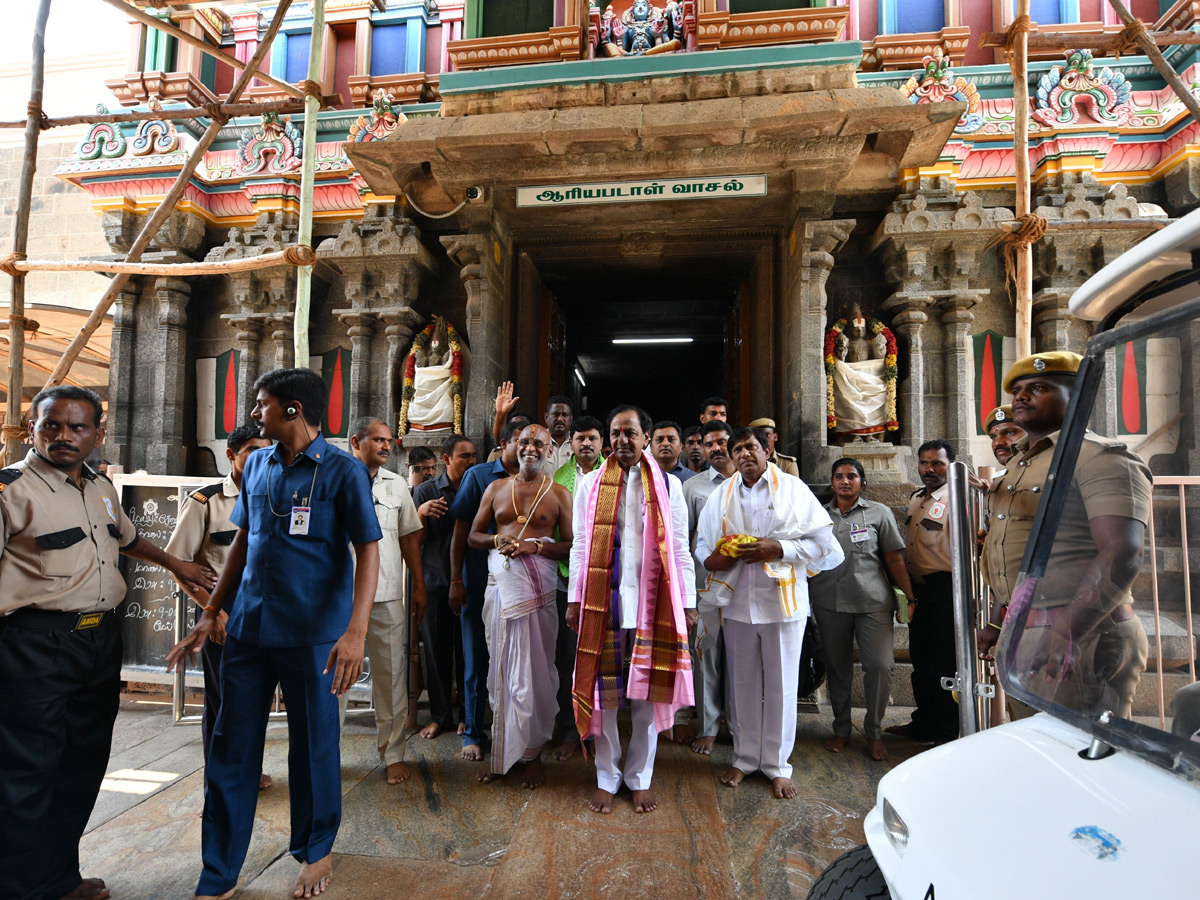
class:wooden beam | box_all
[1107,0,1200,126]
[293,0,327,366]
[9,247,316,277]
[43,0,296,391]
[1011,0,1034,361]
[979,29,1200,51]
[4,0,52,465]
[98,0,304,100]
[0,98,305,130]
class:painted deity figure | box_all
[832,307,889,441]
[624,0,664,55]
[407,316,457,431]
[597,1,682,57]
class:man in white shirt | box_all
[697,426,842,799]
[567,405,697,815]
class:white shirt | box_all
[567,460,696,630]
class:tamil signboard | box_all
[516,174,768,208]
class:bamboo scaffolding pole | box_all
[1107,0,1200,125]
[100,0,304,100]
[42,0,295,391]
[997,218,1170,232]
[3,0,52,465]
[0,98,305,131]
[1011,0,1034,360]
[980,29,1200,51]
[293,0,326,367]
[5,247,317,277]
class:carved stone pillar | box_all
[104,281,140,468]
[340,314,376,427]
[941,302,981,455]
[147,277,190,474]
[230,317,264,420]
[793,219,853,483]
[270,317,295,370]
[381,316,417,431]
[890,306,930,451]
[442,233,504,445]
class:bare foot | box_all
[293,854,332,898]
[520,757,545,789]
[386,762,412,784]
[719,766,747,788]
[419,721,442,739]
[191,892,235,900]
[259,773,273,790]
[671,723,695,743]
[461,743,484,761]
[59,878,110,900]
[631,789,658,813]
[553,740,579,761]
[824,735,850,753]
[691,735,716,755]
[457,723,466,736]
[772,776,797,799]
[867,738,888,761]
[588,788,614,814]
[477,769,501,784]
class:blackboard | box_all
[115,475,201,682]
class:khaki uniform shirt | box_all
[371,469,423,604]
[165,474,239,581]
[905,483,952,577]
[0,450,138,615]
[982,430,1152,609]
[770,452,800,478]
[811,496,906,614]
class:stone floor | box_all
[80,694,931,900]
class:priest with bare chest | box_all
[468,425,574,788]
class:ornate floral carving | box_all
[131,99,179,156]
[900,48,983,135]
[236,111,303,176]
[78,110,126,160]
[349,89,405,143]
[1034,49,1132,128]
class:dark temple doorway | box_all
[546,263,743,428]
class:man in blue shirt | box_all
[168,368,381,900]
[448,419,521,761]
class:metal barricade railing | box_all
[1146,475,1199,729]
[945,461,995,736]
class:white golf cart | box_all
[808,208,1200,898]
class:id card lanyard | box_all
[267,455,320,536]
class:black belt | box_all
[4,607,114,632]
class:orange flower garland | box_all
[398,322,465,436]
[824,317,899,432]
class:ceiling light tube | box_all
[611,337,694,345]
[574,366,587,387]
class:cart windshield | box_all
[996,294,1200,777]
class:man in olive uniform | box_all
[978,352,1150,720]
[887,439,959,745]
[166,423,272,790]
[984,405,1025,468]
[0,386,213,900]
[748,417,799,477]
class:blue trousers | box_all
[197,637,341,895]
[460,589,491,749]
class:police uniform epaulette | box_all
[190,482,224,504]
[909,487,924,498]
[0,467,22,492]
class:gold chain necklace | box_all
[511,475,549,525]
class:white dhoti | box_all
[724,617,804,780]
[483,549,560,775]
[407,357,455,431]
[832,358,887,436]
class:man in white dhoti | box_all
[467,425,573,788]
[697,426,843,799]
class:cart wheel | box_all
[807,845,891,900]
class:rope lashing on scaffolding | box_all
[1,424,28,443]
[1115,18,1149,59]
[1002,214,1048,302]
[0,252,27,277]
[301,80,323,102]
[202,102,230,126]
[283,245,316,267]
[26,102,50,131]
[1003,15,1033,58]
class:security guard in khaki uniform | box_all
[984,404,1025,468]
[0,386,212,900]
[978,352,1150,720]
[887,438,960,744]
[748,417,799,477]
[166,423,271,790]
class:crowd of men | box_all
[0,348,1154,900]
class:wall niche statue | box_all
[399,316,468,436]
[824,305,899,442]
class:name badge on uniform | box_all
[928,501,946,520]
[290,506,311,535]
[850,525,871,544]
